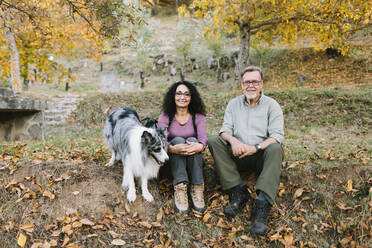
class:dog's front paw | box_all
[127,189,136,202]
[142,191,154,202]
[105,162,114,167]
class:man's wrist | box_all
[255,144,262,152]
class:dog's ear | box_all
[141,130,152,144]
[143,118,158,129]
[157,126,168,137]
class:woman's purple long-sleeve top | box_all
[157,113,208,148]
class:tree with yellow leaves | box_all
[179,0,372,85]
[0,0,145,92]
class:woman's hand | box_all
[169,142,204,156]
[183,141,203,155]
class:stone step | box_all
[45,120,64,125]
[44,95,81,126]
[45,106,77,112]
[45,115,64,122]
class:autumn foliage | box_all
[179,0,372,84]
[0,0,145,91]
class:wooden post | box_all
[217,58,222,83]
[140,70,145,88]
[65,68,71,91]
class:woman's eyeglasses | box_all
[175,91,191,98]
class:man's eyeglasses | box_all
[175,91,191,98]
[242,80,262,86]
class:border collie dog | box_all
[103,108,168,202]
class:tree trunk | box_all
[66,68,71,91]
[152,0,158,15]
[5,25,22,92]
[180,67,185,81]
[217,58,222,83]
[234,24,251,86]
[23,62,29,91]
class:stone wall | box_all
[0,87,45,142]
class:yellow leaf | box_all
[72,221,82,228]
[284,232,294,245]
[17,233,27,247]
[346,180,353,192]
[203,212,211,223]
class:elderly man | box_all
[208,66,284,235]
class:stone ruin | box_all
[0,87,45,142]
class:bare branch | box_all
[63,0,102,34]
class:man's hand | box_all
[230,139,257,158]
[238,144,257,159]
[230,139,246,157]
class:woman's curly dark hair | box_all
[162,81,206,118]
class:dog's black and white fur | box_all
[103,108,168,202]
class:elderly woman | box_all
[158,81,207,214]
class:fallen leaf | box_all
[80,218,95,226]
[66,244,80,248]
[49,239,58,247]
[339,236,352,247]
[62,236,69,246]
[346,180,353,192]
[92,225,105,230]
[43,190,55,200]
[109,231,122,239]
[139,221,152,229]
[216,218,231,229]
[57,217,71,224]
[124,203,131,213]
[240,235,253,241]
[62,224,73,235]
[72,221,82,228]
[30,242,42,248]
[293,188,304,199]
[316,174,327,180]
[156,208,163,223]
[20,223,34,232]
[32,203,40,213]
[284,232,294,245]
[17,233,27,247]
[51,230,61,237]
[111,239,126,246]
[203,212,211,223]
[227,227,237,238]
[270,232,282,241]
[104,210,113,219]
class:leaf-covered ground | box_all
[1,82,371,247]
